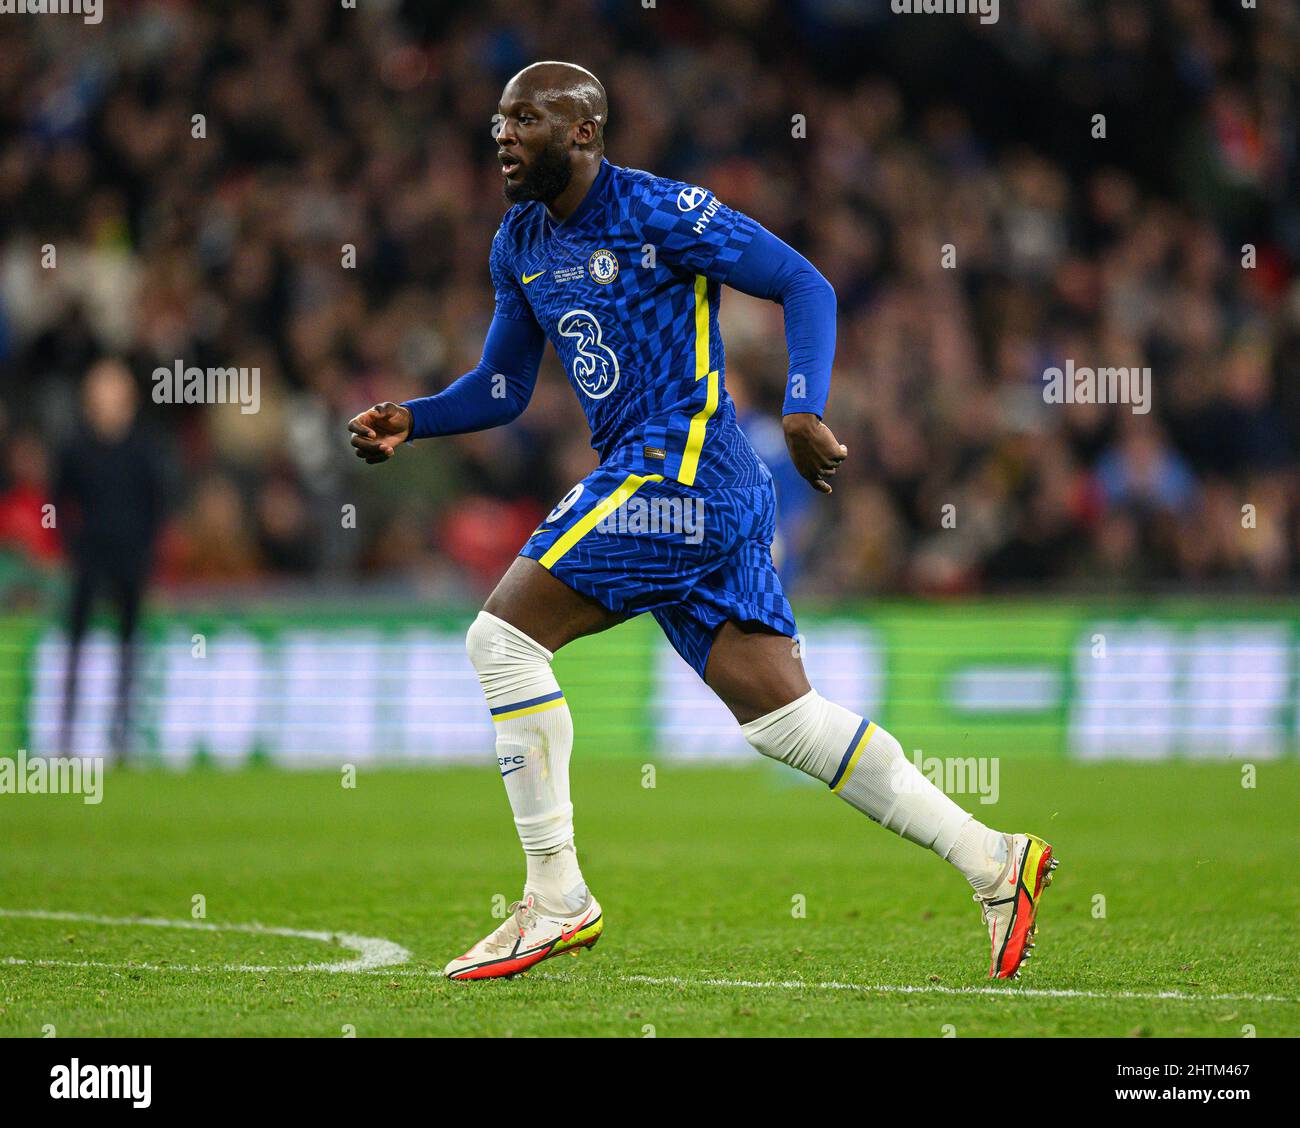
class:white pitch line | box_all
[0,957,439,976]
[565,972,1300,1005]
[4,957,300,974]
[3,911,1294,1005]
[5,952,1295,1006]
[0,908,410,973]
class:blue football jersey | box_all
[490,160,770,489]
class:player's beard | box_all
[504,135,573,205]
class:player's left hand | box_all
[783,413,847,494]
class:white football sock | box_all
[524,843,586,913]
[465,611,588,913]
[741,690,1006,890]
[948,822,1011,897]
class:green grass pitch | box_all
[1,758,1297,1037]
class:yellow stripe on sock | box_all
[830,721,877,794]
[491,698,568,723]
[538,472,664,570]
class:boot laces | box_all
[481,894,540,955]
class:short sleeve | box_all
[633,179,758,281]
[489,223,533,322]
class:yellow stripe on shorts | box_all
[538,472,664,570]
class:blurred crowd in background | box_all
[0,0,1297,609]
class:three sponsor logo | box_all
[557,309,620,399]
[523,183,725,398]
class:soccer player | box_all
[348,62,1055,982]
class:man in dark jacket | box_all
[56,359,166,760]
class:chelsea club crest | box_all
[587,248,619,284]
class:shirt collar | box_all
[549,158,611,230]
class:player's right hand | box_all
[348,402,412,463]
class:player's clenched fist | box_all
[782,412,847,494]
[347,402,413,463]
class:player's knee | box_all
[867,724,904,766]
[741,690,886,785]
[464,610,500,672]
[742,718,791,764]
[741,690,830,778]
[465,610,553,688]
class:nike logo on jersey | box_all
[522,271,545,284]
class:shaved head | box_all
[496,61,608,210]
[503,61,607,154]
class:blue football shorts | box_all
[519,465,797,677]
